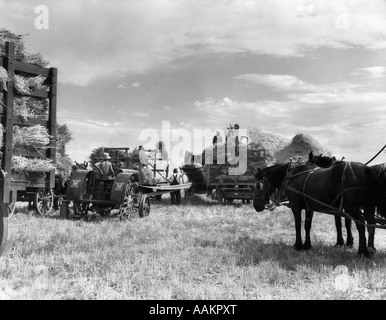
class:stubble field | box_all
[1,194,386,300]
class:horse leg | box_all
[365,206,376,253]
[334,216,344,247]
[349,208,369,258]
[303,210,314,250]
[291,206,303,251]
[345,218,354,248]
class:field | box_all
[2,193,386,300]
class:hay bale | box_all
[275,133,332,163]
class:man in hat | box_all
[96,152,115,180]
[169,168,184,205]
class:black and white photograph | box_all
[0,0,386,304]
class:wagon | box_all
[206,148,267,204]
[0,42,58,253]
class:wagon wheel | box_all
[7,202,16,215]
[34,188,54,215]
[118,181,137,219]
[0,205,8,256]
[138,194,150,217]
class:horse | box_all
[308,151,353,247]
[253,160,386,257]
[308,151,385,251]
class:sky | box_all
[1,0,386,167]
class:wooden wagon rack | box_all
[0,41,58,214]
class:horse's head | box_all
[308,151,337,168]
[253,164,288,212]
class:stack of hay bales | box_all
[0,28,72,176]
[275,133,331,163]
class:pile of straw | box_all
[13,125,51,148]
[55,124,73,181]
[14,74,47,95]
[275,133,331,163]
[0,66,9,91]
[11,155,55,172]
[0,28,49,67]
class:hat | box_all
[101,152,111,160]
[173,168,178,173]
[234,124,239,129]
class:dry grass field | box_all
[1,194,386,300]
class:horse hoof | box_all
[293,244,303,251]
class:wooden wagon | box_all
[0,42,57,254]
[205,148,268,204]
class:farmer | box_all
[212,130,223,145]
[138,145,149,168]
[95,152,115,180]
[169,168,184,205]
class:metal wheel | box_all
[7,202,16,215]
[138,194,150,217]
[0,204,8,256]
[35,188,54,215]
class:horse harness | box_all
[279,162,369,215]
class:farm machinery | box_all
[65,168,150,220]
[63,147,191,220]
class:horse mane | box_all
[308,151,340,168]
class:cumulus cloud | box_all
[3,0,386,86]
[352,66,386,79]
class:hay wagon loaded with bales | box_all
[0,40,59,253]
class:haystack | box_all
[275,133,331,163]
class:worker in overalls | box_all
[95,152,115,198]
[169,168,183,205]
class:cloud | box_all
[234,74,311,91]
[134,111,150,117]
[352,66,386,79]
[4,0,386,86]
[235,73,386,105]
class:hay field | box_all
[2,194,386,300]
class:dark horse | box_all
[253,160,386,257]
[308,151,385,251]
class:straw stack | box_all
[0,28,73,176]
